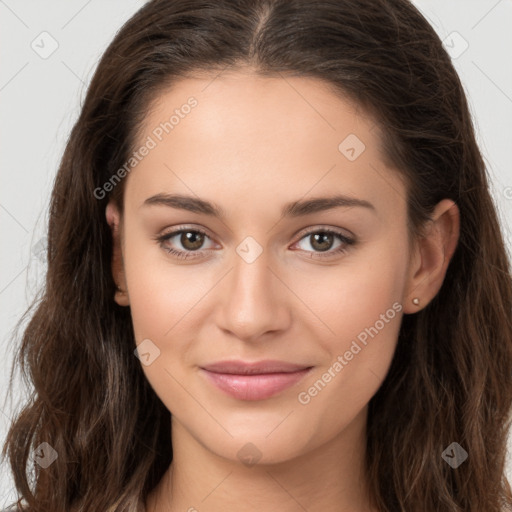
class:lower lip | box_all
[200,367,313,401]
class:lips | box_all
[200,359,313,400]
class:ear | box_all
[403,198,460,314]
[106,201,130,307]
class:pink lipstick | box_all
[200,360,313,401]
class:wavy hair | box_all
[3,0,512,510]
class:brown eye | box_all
[309,232,335,252]
[156,227,216,260]
[293,228,355,259]
[180,230,205,251]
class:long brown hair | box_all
[3,0,512,510]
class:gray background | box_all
[1,0,511,504]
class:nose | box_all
[214,247,291,343]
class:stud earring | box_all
[412,297,420,305]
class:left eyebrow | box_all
[283,195,376,217]
[141,193,376,219]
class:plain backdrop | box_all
[1,0,511,505]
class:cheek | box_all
[299,235,407,345]
[122,231,209,342]
[293,239,407,411]
[122,237,209,406]
[295,311,401,447]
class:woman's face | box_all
[110,70,415,464]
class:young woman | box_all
[2,0,512,511]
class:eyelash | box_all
[155,226,356,261]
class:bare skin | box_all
[106,68,460,512]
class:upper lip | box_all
[201,360,312,375]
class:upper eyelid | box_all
[158,224,214,240]
[294,225,355,241]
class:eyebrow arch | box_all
[142,193,376,218]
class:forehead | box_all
[124,71,406,223]
[140,70,376,153]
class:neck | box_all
[146,406,377,512]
